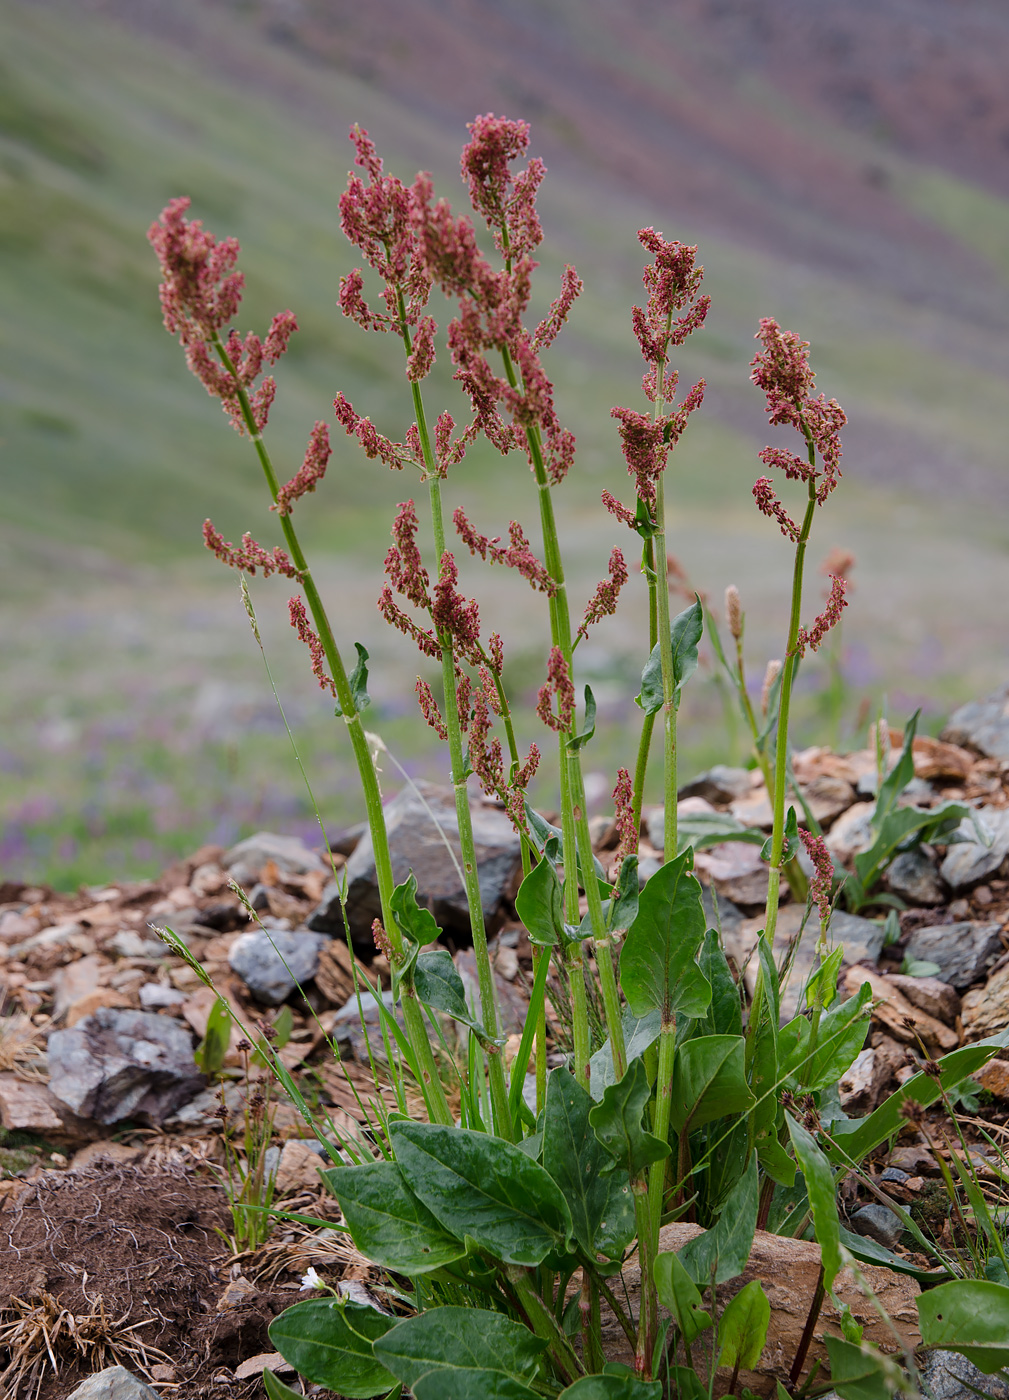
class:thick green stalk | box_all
[631,536,660,838]
[632,1177,657,1376]
[504,1265,584,1384]
[651,471,678,863]
[646,1019,677,1237]
[210,334,450,1125]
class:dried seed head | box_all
[761,659,782,717]
[372,919,394,960]
[899,1098,925,1124]
[725,585,743,641]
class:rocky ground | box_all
[6,687,1009,1397]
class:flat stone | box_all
[695,841,768,906]
[850,1203,903,1249]
[65,1365,161,1399]
[825,801,876,862]
[801,774,856,824]
[843,967,958,1052]
[940,807,1009,890]
[3,921,85,960]
[973,1056,1009,1100]
[884,973,960,1024]
[942,685,1009,760]
[138,982,188,1009]
[308,783,520,945]
[110,928,169,959]
[904,921,1003,990]
[228,928,329,1004]
[224,831,324,881]
[234,1353,296,1381]
[275,1137,325,1193]
[733,907,885,1020]
[65,988,133,1026]
[729,790,774,829]
[886,848,945,905]
[920,1350,1009,1400]
[47,1008,204,1125]
[678,765,754,805]
[53,954,104,1018]
[0,1074,64,1132]
[838,1048,875,1110]
[963,962,1009,1039]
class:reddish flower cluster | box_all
[148,199,297,435]
[415,678,448,740]
[578,548,628,640]
[385,500,430,609]
[468,690,505,795]
[274,422,331,516]
[332,392,418,472]
[432,552,483,665]
[794,575,848,657]
[533,265,582,351]
[378,585,440,660]
[536,646,576,733]
[799,828,835,923]
[611,379,705,509]
[612,767,637,872]
[600,490,637,530]
[288,597,336,696]
[461,114,544,260]
[632,230,710,364]
[202,521,299,579]
[452,507,556,595]
[750,318,847,538]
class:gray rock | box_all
[678,765,754,805]
[308,783,521,945]
[919,1349,1009,1400]
[885,972,961,1024]
[138,982,188,1009]
[904,921,1003,990]
[224,830,325,881]
[850,1202,903,1249]
[733,906,884,1021]
[942,685,1009,760]
[2,921,85,960]
[825,801,876,862]
[65,1366,161,1400]
[940,807,1009,889]
[637,855,663,887]
[110,929,169,959]
[701,886,744,943]
[886,848,945,905]
[47,1008,204,1125]
[228,928,329,1004]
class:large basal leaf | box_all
[589,1008,662,1101]
[413,1370,539,1400]
[374,1306,547,1388]
[777,984,871,1094]
[558,1377,663,1399]
[854,801,970,891]
[822,1337,895,1400]
[413,948,485,1036]
[718,1279,770,1371]
[653,1248,712,1345]
[322,1162,464,1273]
[620,850,710,1022]
[515,855,564,947]
[670,1034,754,1134]
[826,1031,1009,1167]
[786,1114,842,1294]
[696,929,743,1037]
[544,1066,635,1265]
[837,1225,947,1283]
[677,1156,757,1286]
[390,873,441,946]
[917,1279,1009,1372]
[588,1056,670,1179]
[268,1300,395,1398]
[390,1122,572,1266]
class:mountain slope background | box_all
[2,0,1009,884]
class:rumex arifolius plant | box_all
[148,117,1009,1399]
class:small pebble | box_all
[850,1202,904,1249]
[949,898,970,919]
[879,1166,909,1184]
[974,884,994,906]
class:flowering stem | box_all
[209,332,451,1127]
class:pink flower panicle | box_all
[288,596,336,696]
[601,490,637,530]
[452,508,556,595]
[536,646,576,733]
[578,548,629,640]
[611,381,705,508]
[431,552,482,665]
[385,500,431,609]
[468,690,505,796]
[378,585,441,660]
[274,422,331,516]
[415,679,448,740]
[612,767,637,870]
[799,828,835,923]
[794,575,848,657]
[632,230,709,365]
[504,741,542,832]
[488,631,504,676]
[406,316,437,383]
[533,266,583,351]
[203,520,299,579]
[460,114,544,258]
[148,200,298,435]
[333,391,417,472]
[752,477,800,543]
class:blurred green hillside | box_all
[2,0,1009,886]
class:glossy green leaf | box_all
[670,1034,753,1134]
[322,1162,464,1273]
[677,1156,757,1285]
[588,1056,670,1178]
[413,948,485,1037]
[671,810,766,855]
[605,854,640,935]
[589,1008,661,1101]
[515,856,564,948]
[413,1371,539,1400]
[559,1377,662,1399]
[786,1113,841,1293]
[334,641,371,716]
[854,801,970,893]
[718,1279,770,1370]
[391,1122,572,1266]
[654,1248,712,1345]
[804,944,845,1011]
[822,1337,895,1400]
[374,1306,547,1388]
[761,805,799,865]
[917,1279,1009,1372]
[544,1066,635,1266]
[779,984,871,1093]
[195,994,230,1076]
[567,684,597,752]
[268,1299,395,1397]
[837,1225,947,1283]
[874,711,918,826]
[620,850,710,1021]
[635,599,703,714]
[696,929,743,1037]
[390,873,441,946]
[262,1370,307,1400]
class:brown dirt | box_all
[0,1161,311,1400]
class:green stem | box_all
[210,333,449,1125]
[632,1177,657,1377]
[631,536,660,842]
[647,1020,677,1238]
[505,1265,584,1384]
[652,471,678,864]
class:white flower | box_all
[299,1267,324,1292]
